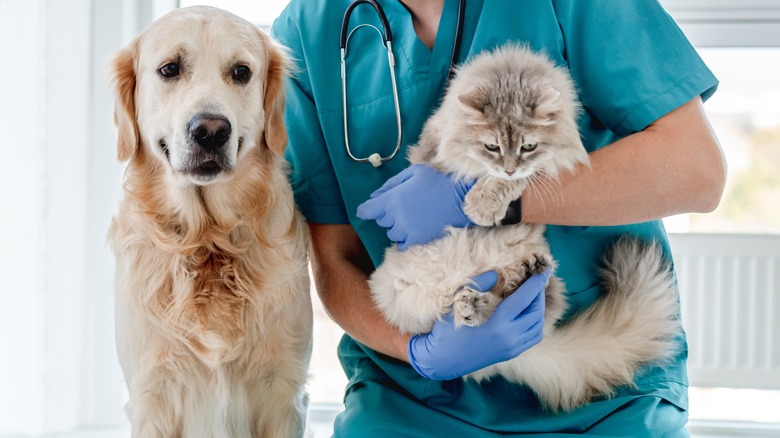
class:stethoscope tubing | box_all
[340,0,392,49]
[449,0,466,82]
[340,0,465,167]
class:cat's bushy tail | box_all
[470,237,681,412]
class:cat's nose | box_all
[505,170,515,176]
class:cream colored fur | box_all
[370,46,681,412]
[108,7,311,437]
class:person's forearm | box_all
[522,98,727,226]
[308,223,411,362]
[314,260,411,361]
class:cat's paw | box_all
[523,253,553,276]
[463,178,522,226]
[453,288,500,327]
[463,190,509,226]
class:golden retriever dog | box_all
[107,6,311,437]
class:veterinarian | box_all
[272,0,726,436]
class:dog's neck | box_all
[124,147,280,255]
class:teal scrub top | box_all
[272,0,718,435]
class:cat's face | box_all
[413,45,589,182]
[466,120,550,181]
[435,82,584,182]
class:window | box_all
[664,48,780,234]
[661,0,780,428]
[178,0,287,28]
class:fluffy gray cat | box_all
[369,45,681,412]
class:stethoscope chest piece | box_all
[367,153,383,167]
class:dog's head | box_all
[110,6,289,186]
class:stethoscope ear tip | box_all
[368,153,383,167]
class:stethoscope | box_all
[339,0,466,167]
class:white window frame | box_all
[662,0,780,46]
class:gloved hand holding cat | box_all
[408,269,550,381]
[357,163,475,250]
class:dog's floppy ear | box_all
[109,42,139,162]
[261,38,291,156]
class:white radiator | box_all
[669,233,780,389]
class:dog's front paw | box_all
[453,288,500,327]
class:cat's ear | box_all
[533,87,563,126]
[456,87,488,116]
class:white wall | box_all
[0,0,48,432]
[0,0,164,434]
[0,0,92,433]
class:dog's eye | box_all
[232,65,251,83]
[159,62,180,78]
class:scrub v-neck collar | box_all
[382,0,459,77]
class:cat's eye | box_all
[484,143,501,152]
[521,143,538,152]
[159,62,180,79]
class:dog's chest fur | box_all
[188,247,244,322]
[118,215,269,368]
[179,245,250,364]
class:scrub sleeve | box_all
[272,0,718,436]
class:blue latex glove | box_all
[356,164,474,250]
[408,269,550,381]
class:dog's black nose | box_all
[188,114,231,151]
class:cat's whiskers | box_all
[527,171,564,209]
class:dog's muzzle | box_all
[182,113,234,179]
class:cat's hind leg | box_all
[496,251,553,298]
[453,287,501,327]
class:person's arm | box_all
[358,97,726,246]
[309,222,411,360]
[522,97,726,225]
